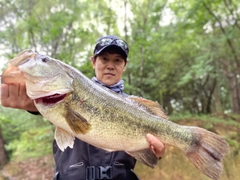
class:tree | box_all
[0,126,8,168]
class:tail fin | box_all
[184,127,229,180]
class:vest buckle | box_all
[86,166,95,180]
[86,166,112,180]
[98,166,112,179]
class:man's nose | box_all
[106,62,114,69]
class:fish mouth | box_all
[35,93,67,105]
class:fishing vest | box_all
[53,139,139,180]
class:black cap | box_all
[93,35,129,57]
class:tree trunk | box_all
[222,61,240,114]
[205,77,217,114]
[0,126,8,168]
[163,95,173,115]
[213,87,223,113]
[229,75,240,113]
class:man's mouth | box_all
[105,73,115,76]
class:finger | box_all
[146,133,163,149]
[19,83,28,99]
[1,84,10,106]
[8,83,19,98]
[146,133,165,158]
[1,84,10,99]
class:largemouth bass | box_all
[1,50,229,180]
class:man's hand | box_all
[1,83,38,112]
[146,133,165,159]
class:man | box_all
[1,35,165,179]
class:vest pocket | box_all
[69,162,84,168]
[66,161,86,180]
[113,161,139,180]
[112,161,127,180]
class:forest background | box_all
[0,0,240,179]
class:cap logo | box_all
[94,37,129,56]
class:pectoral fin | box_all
[130,96,168,119]
[55,127,75,151]
[127,148,158,168]
[65,103,91,134]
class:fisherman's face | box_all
[91,53,127,86]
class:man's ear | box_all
[90,56,95,68]
[123,61,128,71]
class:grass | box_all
[135,147,240,180]
[135,114,240,180]
[170,113,240,127]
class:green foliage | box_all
[0,107,53,160]
[227,132,240,149]
[6,126,53,161]
[170,113,240,127]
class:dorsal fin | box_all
[130,96,168,119]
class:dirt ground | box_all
[1,155,54,180]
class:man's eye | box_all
[100,57,108,63]
[115,59,122,63]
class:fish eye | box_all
[42,57,49,62]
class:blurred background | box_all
[0,0,239,179]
